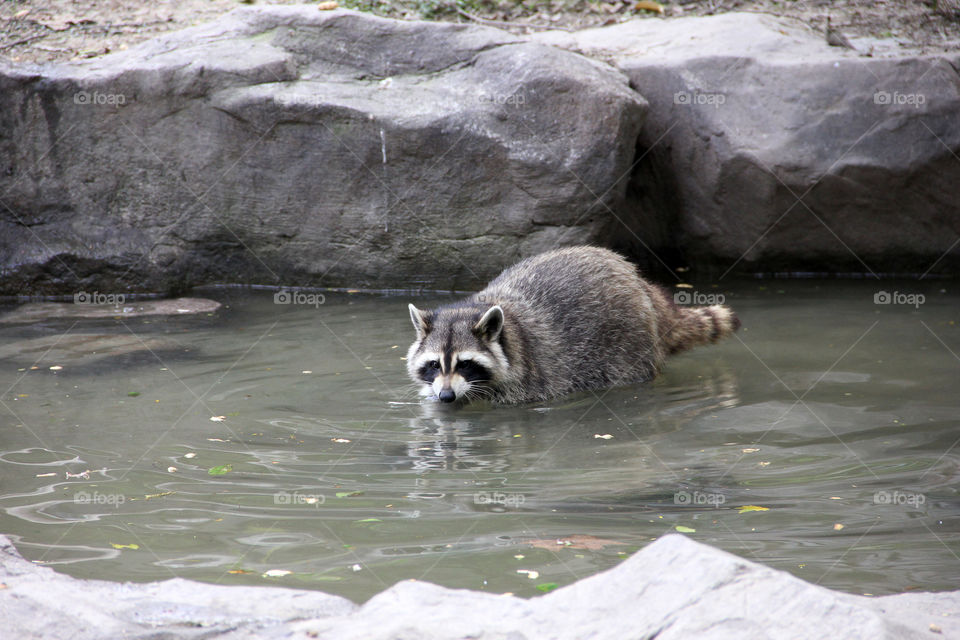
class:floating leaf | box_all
[336,491,364,498]
[737,505,769,514]
[228,569,255,575]
[536,582,559,593]
[110,543,139,550]
[593,434,613,439]
[208,464,233,476]
[262,569,292,578]
[127,391,140,397]
[833,523,844,530]
[210,416,225,422]
[517,569,539,579]
[145,491,174,500]
[527,534,624,551]
[675,525,696,533]
[354,518,381,523]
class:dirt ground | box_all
[2,0,959,65]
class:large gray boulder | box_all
[0,6,645,295]
[536,13,960,276]
[2,532,957,639]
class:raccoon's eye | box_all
[427,360,441,370]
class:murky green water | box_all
[0,280,957,602]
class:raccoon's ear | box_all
[473,305,504,342]
[408,304,430,339]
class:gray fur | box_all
[406,246,739,404]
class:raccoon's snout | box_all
[438,388,456,403]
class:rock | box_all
[0,334,185,368]
[535,13,960,276]
[2,533,957,639]
[0,6,645,295]
[0,535,355,640]
[0,297,221,323]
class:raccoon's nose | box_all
[438,388,456,403]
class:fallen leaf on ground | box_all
[635,0,664,14]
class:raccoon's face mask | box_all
[406,304,504,404]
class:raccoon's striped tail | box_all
[652,287,741,355]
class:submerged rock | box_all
[0,6,645,295]
[0,298,221,323]
[1,533,956,639]
[0,334,185,368]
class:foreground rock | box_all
[537,13,960,275]
[2,533,956,639]
[0,6,645,295]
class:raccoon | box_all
[406,246,739,404]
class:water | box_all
[0,280,957,603]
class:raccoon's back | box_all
[479,246,663,390]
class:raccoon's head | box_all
[406,303,508,404]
